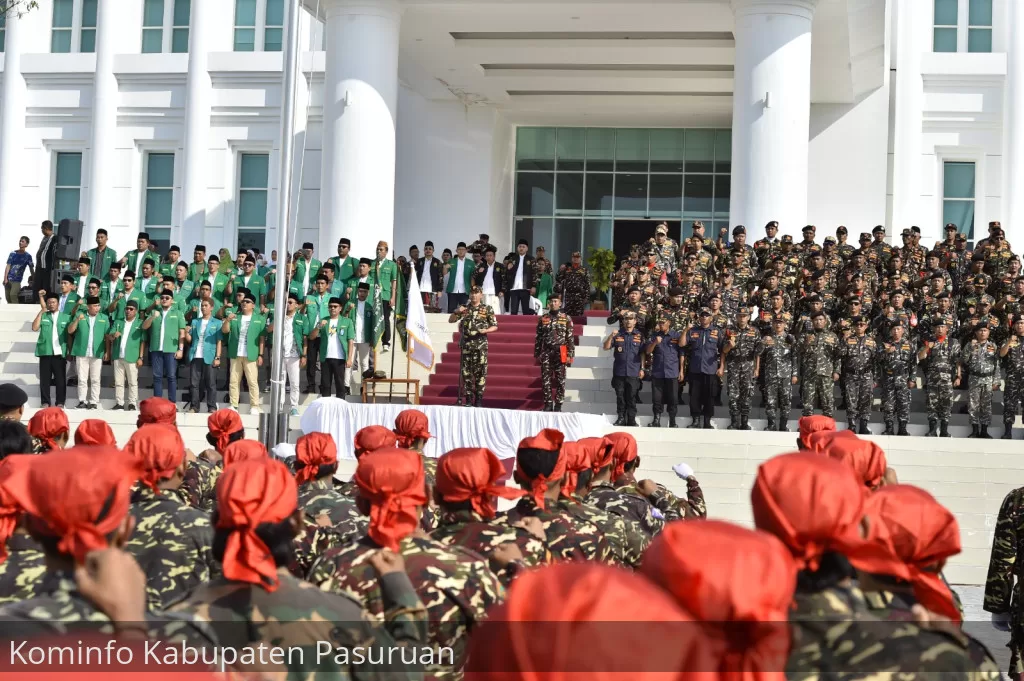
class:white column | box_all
[0,10,33,251]
[890,0,925,237]
[180,0,213,247]
[319,0,401,259]
[83,0,121,252]
[729,0,818,242]
[1004,0,1024,241]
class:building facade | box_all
[0,0,1015,269]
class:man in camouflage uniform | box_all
[534,293,575,412]
[554,250,591,316]
[761,317,796,432]
[962,322,1000,438]
[840,316,878,434]
[753,220,781,270]
[878,323,917,436]
[531,245,554,294]
[607,285,649,332]
[917,318,960,437]
[656,286,692,332]
[723,306,762,430]
[985,484,1024,676]
[294,432,368,541]
[795,311,841,417]
[1002,316,1024,439]
[646,222,679,272]
[448,286,497,407]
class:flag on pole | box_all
[405,267,434,370]
[371,261,385,349]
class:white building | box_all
[0,0,1015,268]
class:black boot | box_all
[741,416,752,431]
[702,416,713,429]
[668,416,678,428]
[940,420,951,437]
[767,418,777,432]
[542,403,551,412]
[648,416,661,428]
[688,417,701,428]
[626,413,639,427]
[613,413,625,426]
[882,422,895,436]
[858,420,870,435]
[980,425,992,439]
[1003,422,1014,440]
[927,419,938,437]
[554,404,562,412]
[897,421,909,436]
[727,417,738,430]
[779,418,788,432]
[968,424,980,438]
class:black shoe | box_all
[72,401,88,409]
[688,418,701,429]
[112,403,124,411]
[980,425,992,439]
[668,417,678,428]
[126,404,137,411]
[67,378,78,387]
[223,393,230,402]
[940,420,951,437]
[727,421,738,430]
[927,419,937,437]
[542,404,552,412]
[635,395,643,405]
[897,422,909,436]
[613,415,625,426]
[767,421,777,432]
[648,417,661,428]
[779,420,788,432]
[858,421,870,435]
[882,424,894,436]
[968,424,980,438]
[702,417,713,429]
[1002,425,1013,440]
[88,403,98,410]
[741,417,752,431]
[626,417,639,427]
[554,404,562,412]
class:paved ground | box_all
[959,585,1012,675]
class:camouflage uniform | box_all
[753,237,781,270]
[616,474,707,520]
[535,308,576,411]
[725,325,762,428]
[1004,335,1024,434]
[962,338,999,426]
[985,486,1024,675]
[555,495,648,568]
[585,480,665,536]
[502,496,613,563]
[840,333,878,429]
[555,264,591,317]
[174,455,221,513]
[310,534,504,679]
[0,533,46,604]
[454,302,496,406]
[921,335,960,426]
[125,485,220,611]
[607,301,650,333]
[430,509,549,587]
[297,476,368,542]
[761,331,796,431]
[646,237,680,273]
[172,568,428,681]
[878,336,917,432]
[796,328,841,416]
[656,302,692,333]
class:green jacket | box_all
[343,276,373,306]
[35,311,71,357]
[187,296,223,321]
[373,258,399,300]
[124,249,159,277]
[445,257,474,294]
[187,316,224,365]
[159,260,182,279]
[173,280,195,313]
[99,277,124,310]
[224,313,268,361]
[108,287,149,322]
[109,317,146,363]
[72,272,93,299]
[344,299,375,344]
[330,255,358,284]
[230,272,266,302]
[187,261,209,283]
[315,316,354,362]
[305,291,332,328]
[137,277,160,306]
[147,307,187,354]
[56,291,80,316]
[269,312,309,357]
[69,312,112,358]
[86,246,118,278]
[190,272,230,302]
[295,258,322,293]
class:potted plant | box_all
[587,247,616,311]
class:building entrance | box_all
[612,220,681,261]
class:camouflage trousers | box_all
[539,352,567,408]
[881,372,911,426]
[460,340,488,404]
[563,292,587,317]
[844,373,874,426]
[800,374,834,417]
[925,373,953,421]
[968,373,994,426]
[763,377,792,429]
[1004,372,1024,427]
[727,360,756,422]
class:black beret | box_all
[480,234,490,240]
[357,282,370,291]
[804,294,821,303]
[0,384,28,409]
[911,226,921,234]
[802,225,815,232]
[329,297,343,306]
[765,221,779,229]
[79,257,91,265]
[339,238,351,246]
[936,292,949,299]
[872,225,885,234]
[733,225,746,236]
[303,242,315,250]
[851,315,866,324]
[85,296,100,305]
[627,286,641,294]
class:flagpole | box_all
[266,0,301,447]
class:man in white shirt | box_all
[473,245,504,314]
[346,282,374,396]
[111,300,143,411]
[67,296,108,409]
[75,257,91,298]
[278,292,304,415]
[309,296,354,398]
[507,238,535,315]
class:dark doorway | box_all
[613,220,681,262]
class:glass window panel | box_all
[968,29,992,53]
[516,128,556,171]
[685,130,715,172]
[238,230,267,254]
[239,191,268,227]
[265,0,284,26]
[233,28,255,51]
[143,0,164,26]
[614,174,648,217]
[649,129,684,173]
[583,219,613,259]
[235,0,257,26]
[943,200,975,240]
[171,28,189,52]
[53,188,81,222]
[554,219,583,268]
[82,0,97,27]
[648,175,683,218]
[145,189,173,226]
[933,28,957,52]
[147,228,171,247]
[556,128,586,171]
[1,28,5,54]
[141,29,163,53]
[52,0,73,28]
[969,0,992,26]
[934,0,958,25]
[584,173,614,216]
[554,173,584,216]
[514,172,554,216]
[240,153,269,188]
[80,29,96,53]
[715,129,732,173]
[55,153,82,186]
[264,27,282,51]
[585,129,615,171]
[173,0,191,25]
[683,175,714,214]
[147,154,175,187]
[514,218,554,256]
[943,162,975,199]
[713,175,731,215]
[615,129,649,172]
[51,29,72,53]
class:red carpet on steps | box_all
[420,314,585,411]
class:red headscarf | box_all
[354,425,398,458]
[295,432,338,485]
[606,432,638,482]
[125,424,185,492]
[208,409,244,453]
[516,429,566,511]
[465,563,713,680]
[641,520,796,681]
[74,419,117,447]
[393,409,432,449]
[215,458,297,592]
[560,440,595,497]
[435,447,524,519]
[0,457,26,563]
[863,485,962,622]
[590,436,615,474]
[805,428,857,454]
[27,408,69,452]
[137,397,177,426]
[798,415,836,449]
[354,448,427,551]
[1,447,140,564]
[826,436,888,489]
[751,452,909,579]
[223,440,269,467]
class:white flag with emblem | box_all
[406,267,434,369]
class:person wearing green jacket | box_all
[32,291,72,407]
[99,261,124,310]
[295,242,321,294]
[106,299,146,411]
[330,238,357,284]
[304,275,332,392]
[222,291,267,413]
[444,242,473,312]
[86,228,118,280]
[373,242,399,351]
[228,255,266,308]
[67,295,111,410]
[137,261,160,311]
[72,256,92,299]
[120,231,160,279]
[55,274,81,316]
[185,297,224,414]
[268,292,309,415]
[344,258,373,305]
[107,270,149,322]
[142,289,187,401]
[187,280,223,322]
[158,245,181,279]
[344,282,375,397]
[308,296,353,399]
[173,263,195,312]
[187,245,209,283]
[194,254,230,304]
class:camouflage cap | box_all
[973,275,988,286]
[781,235,793,243]
[737,305,751,316]
[859,232,871,240]
[990,221,1003,228]
[945,222,958,231]
[901,228,912,237]
[836,225,848,235]
[698,307,712,315]
[981,294,995,305]
[824,236,837,244]
[470,285,482,294]
[955,232,967,242]
[627,286,641,294]
[656,223,669,235]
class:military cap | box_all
[781,235,793,243]
[900,229,911,237]
[627,286,641,294]
[732,225,746,236]
[85,296,100,305]
[973,275,988,286]
[836,225,848,235]
[804,293,821,303]
[926,251,941,260]
[630,244,640,252]
[981,294,995,305]
[911,226,921,234]
[692,220,706,229]
[645,246,658,256]
[737,305,751,316]
[955,233,967,242]
[846,295,863,304]
[765,221,779,230]
[824,236,837,244]
[974,321,991,332]
[684,251,698,259]
[851,315,867,324]
[61,274,74,284]
[872,225,885,234]
[811,269,826,279]
[328,297,343,306]
[891,288,907,296]
[945,223,958,231]
[936,292,950,300]
[770,289,784,297]
[666,286,682,297]
[1014,314,1024,325]
[621,310,636,319]
[707,291,721,300]
[810,310,827,320]
[0,384,28,410]
[656,315,671,325]
[990,221,1002,228]
[480,234,490,240]
[859,232,871,240]
[469,285,482,294]
[357,282,370,291]
[698,307,712,315]
[802,225,815,233]
[655,224,669,235]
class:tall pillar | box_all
[729,0,818,242]
[180,0,214,248]
[1004,0,1024,242]
[0,10,32,253]
[84,0,121,252]
[890,0,925,238]
[319,0,401,259]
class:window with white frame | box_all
[943,161,976,240]
[234,0,284,52]
[238,153,269,253]
[934,0,992,53]
[53,152,83,222]
[51,0,97,53]
[144,153,175,246]
[142,0,191,53]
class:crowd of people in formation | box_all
[0,380,1018,679]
